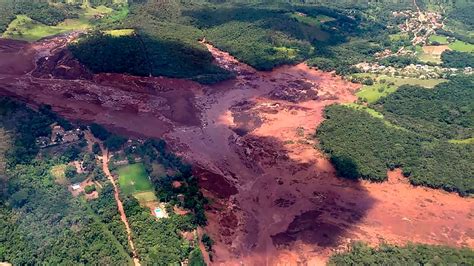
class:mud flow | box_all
[0,35,472,265]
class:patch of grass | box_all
[417,45,450,64]
[2,5,113,41]
[449,40,474,52]
[355,75,446,103]
[117,163,153,195]
[104,29,134,36]
[428,34,448,44]
[389,33,409,41]
[357,83,397,103]
[2,15,70,41]
[51,164,68,185]
[133,191,158,202]
[289,12,334,27]
[344,103,384,119]
[449,137,474,144]
[344,103,405,130]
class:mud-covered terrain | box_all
[0,36,472,265]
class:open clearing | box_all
[428,34,448,44]
[1,5,112,41]
[133,191,158,202]
[419,45,450,63]
[51,164,67,185]
[449,40,474,52]
[355,74,446,103]
[117,163,153,195]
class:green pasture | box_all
[117,163,153,196]
[1,5,113,41]
[449,40,474,53]
[354,74,446,103]
[428,34,448,44]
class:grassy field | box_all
[449,137,474,144]
[104,29,134,37]
[354,74,446,103]
[117,163,154,196]
[428,34,448,44]
[389,33,409,41]
[448,40,474,52]
[133,191,158,202]
[290,12,335,26]
[1,5,112,41]
[51,164,67,185]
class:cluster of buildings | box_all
[355,62,473,79]
[393,10,444,45]
[36,125,83,148]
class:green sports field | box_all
[117,163,154,195]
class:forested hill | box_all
[317,75,474,196]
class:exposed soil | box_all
[0,35,201,138]
[422,45,450,55]
[0,35,472,265]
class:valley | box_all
[0,0,473,265]
[0,31,472,265]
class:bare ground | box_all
[0,36,472,265]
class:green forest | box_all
[316,76,474,195]
[442,50,474,68]
[0,97,207,265]
[0,98,132,264]
[329,242,474,265]
[65,0,391,78]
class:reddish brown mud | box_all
[0,36,472,266]
[0,36,201,137]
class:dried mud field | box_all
[0,36,472,265]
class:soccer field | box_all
[117,163,154,195]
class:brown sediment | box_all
[0,35,472,266]
[0,36,201,138]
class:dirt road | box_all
[0,36,472,265]
[85,132,140,266]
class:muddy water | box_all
[0,36,473,265]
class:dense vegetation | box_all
[65,0,397,78]
[0,97,209,264]
[0,98,132,264]
[317,77,474,195]
[69,30,233,84]
[329,242,474,265]
[123,196,192,265]
[441,50,474,68]
[0,0,79,31]
[375,76,473,140]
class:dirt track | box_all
[0,36,472,265]
[88,131,140,266]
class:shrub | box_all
[85,184,96,194]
